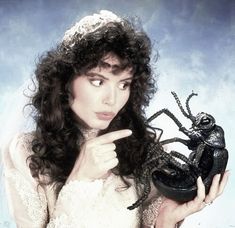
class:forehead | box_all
[102,54,121,67]
[93,53,133,76]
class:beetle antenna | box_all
[186,91,197,122]
[171,91,190,119]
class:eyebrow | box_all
[86,72,133,81]
[99,60,122,70]
[98,59,133,74]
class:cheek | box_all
[70,80,94,107]
[70,93,95,115]
[119,91,130,109]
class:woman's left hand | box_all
[155,170,230,228]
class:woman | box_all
[3,10,229,228]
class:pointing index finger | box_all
[95,129,132,144]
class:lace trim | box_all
[62,10,122,46]
[5,169,48,227]
[47,214,70,228]
[142,196,164,227]
[14,132,34,152]
[80,128,99,140]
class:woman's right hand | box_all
[67,129,132,183]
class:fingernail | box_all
[197,176,202,182]
[126,129,132,135]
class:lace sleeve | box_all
[2,133,48,228]
[142,196,164,227]
[141,195,184,228]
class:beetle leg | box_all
[193,143,205,166]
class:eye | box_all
[201,117,210,125]
[90,79,103,87]
[118,82,131,90]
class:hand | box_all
[67,129,132,183]
[155,171,230,228]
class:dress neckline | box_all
[80,128,99,140]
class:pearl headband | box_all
[62,10,122,46]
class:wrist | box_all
[156,204,178,228]
[155,215,183,228]
[66,170,94,184]
[155,214,176,228]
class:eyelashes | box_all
[118,81,131,90]
[89,78,131,90]
[89,79,103,87]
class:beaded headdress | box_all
[62,10,122,46]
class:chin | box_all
[89,121,111,130]
[93,124,110,130]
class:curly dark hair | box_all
[28,16,158,194]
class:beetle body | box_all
[128,92,228,210]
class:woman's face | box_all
[70,54,133,130]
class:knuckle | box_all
[113,151,117,157]
[113,158,119,165]
[195,202,204,211]
[106,134,113,142]
[195,196,204,204]
[85,142,93,150]
[93,156,100,165]
[111,143,116,150]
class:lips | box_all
[95,112,115,121]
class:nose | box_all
[103,86,116,106]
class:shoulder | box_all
[3,132,35,177]
[9,132,34,161]
[9,132,34,151]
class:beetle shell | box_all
[204,126,225,149]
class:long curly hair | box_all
[28,17,158,194]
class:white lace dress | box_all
[2,133,141,228]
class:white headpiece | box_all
[62,10,122,46]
